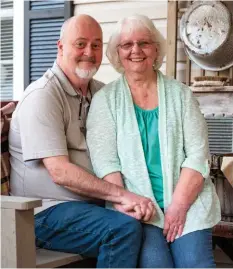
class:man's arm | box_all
[43,155,154,216]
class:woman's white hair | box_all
[106,14,166,73]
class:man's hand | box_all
[163,202,188,242]
[119,191,156,222]
[113,203,143,220]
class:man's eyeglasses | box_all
[117,40,155,51]
[74,40,102,51]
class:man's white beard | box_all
[75,66,97,79]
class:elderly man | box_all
[9,15,154,268]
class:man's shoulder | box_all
[20,69,63,104]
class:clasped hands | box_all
[114,192,188,243]
[114,199,156,222]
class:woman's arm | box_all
[163,168,204,242]
[104,172,124,187]
[104,172,155,221]
[164,85,209,242]
[172,168,204,209]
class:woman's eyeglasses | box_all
[117,40,155,51]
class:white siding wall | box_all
[74,0,167,83]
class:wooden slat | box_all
[229,67,233,86]
[193,92,233,115]
[101,19,167,44]
[166,0,177,78]
[74,1,167,23]
[200,69,205,76]
[214,246,233,266]
[185,58,191,85]
[1,196,42,210]
[191,86,233,93]
[74,0,117,3]
[184,1,191,85]
[1,208,37,268]
[36,249,83,268]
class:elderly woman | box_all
[86,14,221,268]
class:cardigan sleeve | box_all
[180,86,210,178]
[86,90,121,178]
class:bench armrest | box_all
[1,195,42,210]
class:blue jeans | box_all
[35,201,143,268]
[139,224,216,268]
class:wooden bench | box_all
[1,196,83,268]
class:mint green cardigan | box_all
[86,71,221,236]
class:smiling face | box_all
[118,25,158,75]
[57,15,103,80]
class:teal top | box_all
[134,104,164,208]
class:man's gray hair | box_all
[106,14,166,73]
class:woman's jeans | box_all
[35,201,143,268]
[139,224,216,268]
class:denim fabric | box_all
[139,224,215,268]
[35,201,142,268]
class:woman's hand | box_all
[163,202,188,243]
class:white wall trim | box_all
[0,9,13,18]
[13,0,24,100]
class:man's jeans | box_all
[139,224,216,268]
[35,201,142,268]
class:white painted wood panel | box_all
[74,0,119,3]
[74,1,167,23]
[101,20,167,44]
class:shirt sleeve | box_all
[180,85,210,178]
[18,89,68,161]
[86,90,121,178]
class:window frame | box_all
[23,1,73,89]
[0,3,14,101]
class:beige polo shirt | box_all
[9,62,104,213]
